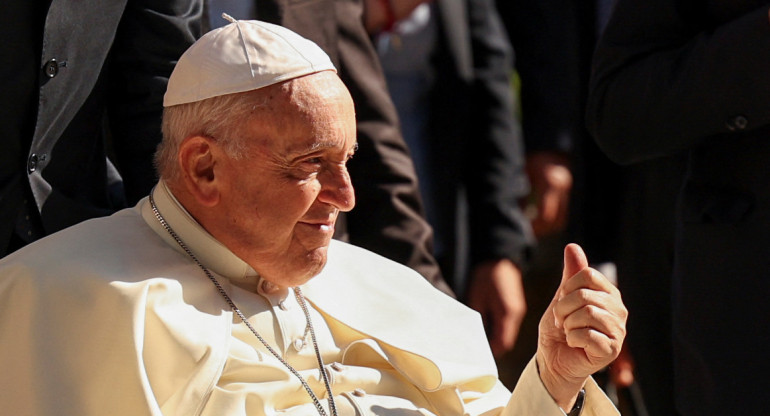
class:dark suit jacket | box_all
[496,0,581,155]
[420,0,533,291]
[0,0,201,256]
[587,1,770,414]
[254,0,450,293]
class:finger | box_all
[487,311,516,357]
[489,301,521,356]
[540,190,558,225]
[496,312,519,353]
[561,267,619,296]
[555,285,627,331]
[565,327,622,361]
[559,297,626,359]
[562,243,589,286]
[550,244,589,328]
[561,303,624,338]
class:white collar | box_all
[140,180,260,282]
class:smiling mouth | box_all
[299,220,335,232]
[299,210,338,234]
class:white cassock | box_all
[0,181,617,416]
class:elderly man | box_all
[0,19,626,415]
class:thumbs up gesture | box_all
[536,244,628,410]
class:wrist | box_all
[536,352,586,411]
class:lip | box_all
[298,210,338,233]
[298,220,335,232]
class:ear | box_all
[177,136,221,207]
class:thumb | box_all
[562,243,589,284]
[547,244,589,330]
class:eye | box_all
[346,143,358,162]
[296,157,323,177]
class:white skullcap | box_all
[164,16,336,107]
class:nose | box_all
[318,166,355,212]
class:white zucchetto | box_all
[164,16,336,107]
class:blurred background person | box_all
[496,1,681,415]
[373,0,534,359]
[587,1,770,414]
[0,0,202,258]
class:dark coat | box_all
[587,1,770,414]
[0,0,201,256]
[422,0,533,291]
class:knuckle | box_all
[610,341,623,358]
[584,303,601,317]
[576,288,593,303]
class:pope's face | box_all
[214,72,357,287]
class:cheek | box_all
[223,183,269,229]
[256,184,319,223]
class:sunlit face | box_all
[212,72,357,287]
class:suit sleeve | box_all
[107,0,202,203]
[586,0,770,164]
[465,0,534,268]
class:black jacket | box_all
[587,1,770,414]
[0,0,201,256]
[424,0,533,289]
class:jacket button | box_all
[726,115,748,131]
[734,115,748,129]
[27,154,39,173]
[352,388,366,397]
[43,59,59,78]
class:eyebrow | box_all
[286,140,358,162]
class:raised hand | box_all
[536,244,627,410]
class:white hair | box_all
[155,89,269,180]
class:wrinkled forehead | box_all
[254,72,354,122]
[285,72,352,113]
[243,72,356,148]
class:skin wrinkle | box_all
[170,72,358,289]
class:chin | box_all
[302,247,329,278]
[282,247,329,287]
